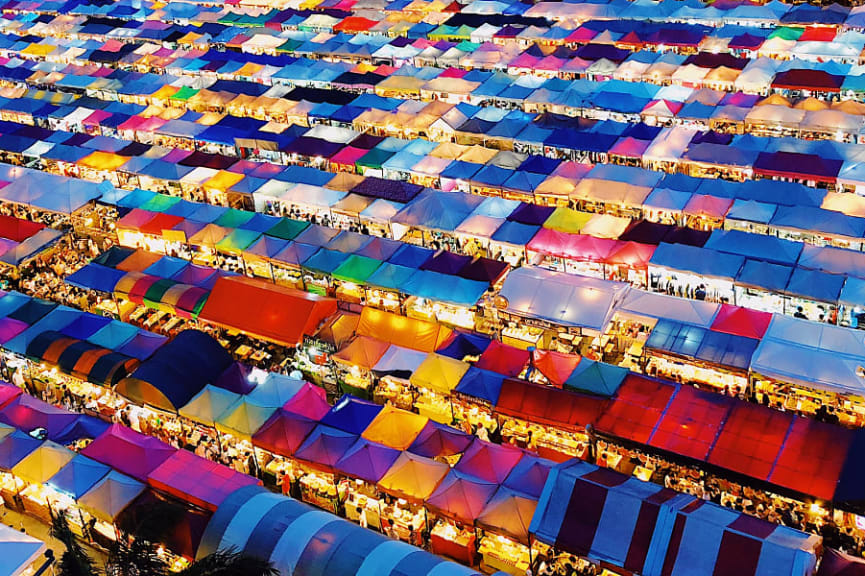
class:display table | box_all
[430,522,476,565]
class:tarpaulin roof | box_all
[11,440,73,484]
[475,340,529,377]
[362,405,428,450]
[408,420,472,459]
[197,485,483,575]
[0,393,79,441]
[334,437,400,483]
[321,394,383,435]
[477,486,537,545]
[378,451,449,502]
[294,424,358,472]
[118,329,232,411]
[199,276,337,347]
[356,306,451,352]
[82,423,176,481]
[46,453,110,500]
[531,459,818,576]
[710,303,772,339]
[147,449,260,512]
[79,469,146,522]
[498,267,629,331]
[179,385,241,428]
[563,359,628,397]
[427,469,497,525]
[455,438,523,484]
[646,319,758,370]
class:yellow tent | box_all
[362,405,428,450]
[215,398,278,441]
[377,452,448,502]
[77,151,130,172]
[542,207,593,234]
[409,353,470,395]
[12,441,74,485]
[535,176,577,199]
[204,171,245,192]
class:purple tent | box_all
[0,394,79,440]
[503,454,554,499]
[352,177,422,203]
[420,251,471,275]
[408,421,472,459]
[334,438,400,483]
[293,425,357,472]
[507,203,554,225]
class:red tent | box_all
[594,375,676,444]
[0,214,43,242]
[648,385,734,461]
[148,449,260,511]
[496,378,607,440]
[476,341,529,377]
[199,276,337,347]
[531,350,581,387]
[606,241,655,268]
[710,304,772,339]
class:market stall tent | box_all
[362,405,428,450]
[82,423,176,481]
[0,522,46,576]
[408,420,473,459]
[147,449,260,512]
[199,275,337,347]
[46,453,110,500]
[378,451,449,502]
[197,484,484,575]
[78,470,146,523]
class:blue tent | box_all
[454,367,504,405]
[116,330,233,411]
[649,243,744,281]
[197,484,482,575]
[646,319,758,370]
[64,263,126,293]
[47,453,110,499]
[784,269,844,303]
[320,395,382,435]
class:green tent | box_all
[332,255,382,284]
[265,218,310,240]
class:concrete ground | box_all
[0,506,107,569]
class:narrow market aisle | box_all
[0,505,107,567]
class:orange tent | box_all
[362,405,428,450]
[377,452,448,503]
[331,336,390,370]
[356,307,451,352]
[199,276,337,347]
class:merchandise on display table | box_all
[430,520,477,565]
[478,532,531,576]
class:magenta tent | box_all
[282,382,330,420]
[0,383,21,411]
[334,438,400,483]
[251,410,317,458]
[82,423,176,481]
[455,439,523,484]
[407,421,472,459]
[426,469,497,526]
[147,449,260,512]
[0,317,28,343]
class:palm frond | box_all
[176,548,278,576]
